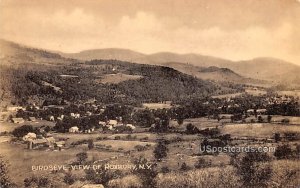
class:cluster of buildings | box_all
[68,119,136,133]
[22,132,65,150]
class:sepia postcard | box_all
[0,0,299,187]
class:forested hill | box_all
[0,40,243,107]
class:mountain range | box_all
[62,48,300,87]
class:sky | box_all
[0,0,300,64]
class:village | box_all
[0,91,299,187]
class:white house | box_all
[108,120,118,127]
[7,106,24,112]
[29,117,36,122]
[49,116,55,121]
[12,118,25,124]
[126,124,136,130]
[69,126,79,133]
[99,121,106,126]
[257,109,267,114]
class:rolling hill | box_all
[62,48,300,87]
[0,40,242,108]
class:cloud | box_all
[0,2,299,64]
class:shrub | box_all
[233,152,272,187]
[156,166,241,188]
[274,133,281,142]
[186,123,200,134]
[132,156,157,188]
[0,156,13,188]
[180,162,191,171]
[274,144,293,160]
[88,139,94,150]
[85,166,121,186]
[76,152,88,165]
[63,173,75,185]
[154,141,168,161]
[161,166,170,173]
[24,176,51,188]
[12,125,35,138]
[281,118,290,124]
[194,158,212,169]
[108,175,143,188]
[134,145,147,152]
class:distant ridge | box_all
[61,47,300,86]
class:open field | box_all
[277,90,300,97]
[183,118,221,129]
[142,102,173,109]
[0,120,55,133]
[97,73,143,84]
[222,123,300,138]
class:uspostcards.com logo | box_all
[200,145,276,153]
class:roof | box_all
[12,118,24,122]
[32,138,48,144]
[46,137,56,143]
[108,120,118,125]
[29,117,36,121]
[55,141,66,145]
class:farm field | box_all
[221,123,300,138]
[98,73,143,84]
[0,120,55,133]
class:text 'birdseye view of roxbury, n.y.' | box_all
[0,0,300,188]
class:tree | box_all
[88,139,94,150]
[274,133,281,143]
[186,123,200,134]
[177,117,184,125]
[233,152,272,187]
[274,144,293,160]
[24,176,50,187]
[76,152,88,164]
[64,173,75,185]
[180,162,190,171]
[153,140,168,161]
[131,156,157,188]
[257,116,263,123]
[12,125,35,138]
[267,115,272,123]
[133,109,155,127]
[0,156,13,188]
[85,165,120,186]
[194,158,211,169]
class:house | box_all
[256,109,267,114]
[12,118,25,124]
[43,105,65,110]
[28,138,48,149]
[70,113,80,118]
[108,120,118,127]
[69,126,79,133]
[246,109,255,115]
[54,141,66,150]
[49,116,55,121]
[57,115,64,121]
[99,121,106,126]
[29,117,36,122]
[7,106,24,112]
[126,124,136,130]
